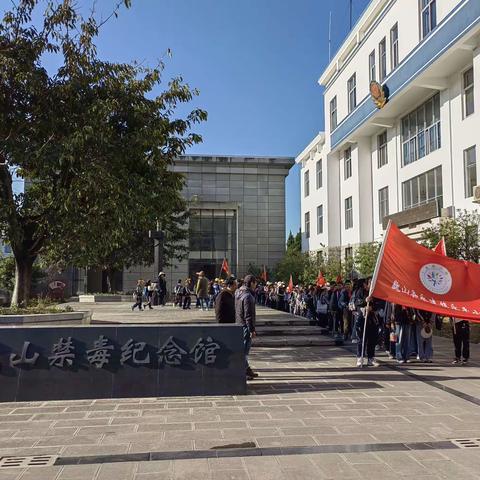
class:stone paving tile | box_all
[207,458,245,471]
[56,464,100,480]
[61,444,129,457]
[17,467,62,480]
[136,460,173,474]
[137,423,193,433]
[211,469,249,480]
[96,462,137,480]
[35,434,102,447]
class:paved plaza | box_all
[0,306,479,479]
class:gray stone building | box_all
[123,154,294,293]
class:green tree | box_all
[286,230,301,253]
[0,1,206,304]
[0,256,45,294]
[422,210,480,262]
[354,242,381,277]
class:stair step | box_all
[255,319,316,327]
[254,335,338,347]
[256,326,326,336]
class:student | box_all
[131,280,144,311]
[215,276,237,323]
[451,317,470,364]
[416,309,434,362]
[182,278,193,310]
[173,279,184,307]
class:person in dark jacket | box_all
[157,272,167,306]
[215,276,237,323]
[235,274,258,380]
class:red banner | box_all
[433,237,447,256]
[287,274,294,293]
[316,271,326,287]
[370,222,480,323]
[221,258,231,276]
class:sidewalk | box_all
[0,310,479,479]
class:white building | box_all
[298,0,480,255]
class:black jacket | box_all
[215,289,235,323]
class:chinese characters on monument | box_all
[7,335,222,369]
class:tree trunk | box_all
[11,256,35,307]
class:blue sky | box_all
[25,0,371,235]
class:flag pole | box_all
[369,220,393,297]
[360,221,392,368]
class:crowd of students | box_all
[131,272,471,367]
[255,277,470,367]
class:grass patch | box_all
[0,298,74,315]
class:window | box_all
[401,93,441,165]
[344,247,353,260]
[369,50,376,82]
[421,0,437,39]
[345,197,353,229]
[330,96,338,130]
[390,23,399,70]
[377,131,388,168]
[402,166,443,210]
[347,74,356,113]
[305,212,310,238]
[378,187,389,224]
[316,159,323,189]
[317,205,324,234]
[344,147,352,180]
[304,170,310,197]
[188,209,237,276]
[379,37,387,82]
[463,67,474,118]
[464,146,477,198]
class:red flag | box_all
[287,274,294,293]
[433,237,447,256]
[221,258,231,276]
[370,222,480,323]
[336,274,343,284]
[316,271,326,287]
[261,265,268,282]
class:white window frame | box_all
[369,50,376,82]
[316,159,322,189]
[344,147,352,180]
[401,93,441,166]
[378,186,389,224]
[347,74,356,113]
[462,66,474,118]
[345,197,353,230]
[390,23,399,70]
[402,166,442,210]
[305,211,310,239]
[379,37,387,82]
[317,205,324,235]
[464,146,477,198]
[421,0,437,39]
[377,131,388,168]
[330,96,337,131]
[304,170,310,197]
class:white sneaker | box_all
[367,358,379,367]
[356,358,363,367]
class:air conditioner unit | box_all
[441,206,454,218]
[473,185,480,203]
